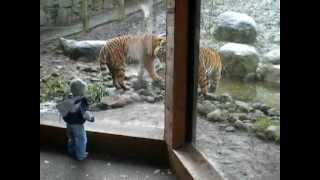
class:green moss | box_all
[253,117,277,132]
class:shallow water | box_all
[215,78,280,110]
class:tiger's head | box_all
[154,39,167,63]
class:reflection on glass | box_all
[195,0,280,179]
[40,0,167,138]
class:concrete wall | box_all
[40,0,116,26]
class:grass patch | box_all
[87,83,109,104]
[41,78,69,102]
[253,117,278,132]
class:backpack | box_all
[56,96,89,124]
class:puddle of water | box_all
[216,78,280,110]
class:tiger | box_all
[154,40,222,96]
[98,34,165,91]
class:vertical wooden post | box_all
[81,0,89,32]
[165,0,200,149]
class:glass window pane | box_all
[194,0,280,179]
[41,0,167,139]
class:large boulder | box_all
[256,63,280,85]
[59,38,105,62]
[219,43,259,79]
[214,11,257,44]
[262,48,280,65]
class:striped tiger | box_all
[154,40,222,96]
[98,34,165,90]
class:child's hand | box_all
[89,117,95,122]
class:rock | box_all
[100,95,130,108]
[218,93,233,103]
[265,125,280,141]
[214,11,257,44]
[137,89,154,97]
[219,43,259,79]
[131,78,149,90]
[235,100,253,113]
[197,101,216,116]
[79,66,99,73]
[90,103,109,111]
[129,92,143,102]
[204,93,219,101]
[59,38,105,62]
[256,63,280,85]
[51,72,59,77]
[145,96,155,103]
[244,72,258,82]
[227,115,238,123]
[89,78,100,82]
[225,126,235,132]
[262,48,280,65]
[207,109,227,122]
[248,110,266,122]
[234,120,247,130]
[267,108,280,116]
[251,102,271,113]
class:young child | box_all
[56,78,94,160]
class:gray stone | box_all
[256,63,280,85]
[145,96,156,103]
[248,110,266,121]
[100,95,129,108]
[51,72,59,77]
[262,48,280,65]
[203,93,219,101]
[207,109,227,122]
[219,43,259,79]
[225,126,235,132]
[137,89,154,97]
[82,66,99,73]
[218,93,233,103]
[214,11,257,44]
[251,102,271,113]
[267,108,280,116]
[197,101,216,116]
[265,125,280,141]
[235,100,253,113]
[234,120,247,130]
[244,72,257,82]
[59,38,105,62]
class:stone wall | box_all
[40,0,116,26]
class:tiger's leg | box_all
[209,70,221,93]
[115,55,129,91]
[144,55,163,82]
[116,67,129,91]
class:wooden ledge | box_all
[169,145,224,180]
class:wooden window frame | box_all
[164,0,224,179]
[40,0,225,179]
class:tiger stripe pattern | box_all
[154,41,222,96]
[98,34,165,91]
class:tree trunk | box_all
[81,0,89,32]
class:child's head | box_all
[70,78,87,96]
